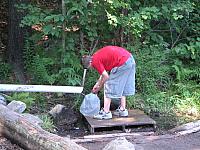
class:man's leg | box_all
[93,92,112,120]
[113,96,128,116]
[120,96,126,110]
[104,93,111,113]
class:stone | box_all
[0,95,7,106]
[49,104,78,129]
[103,137,135,150]
[49,104,65,118]
[7,100,26,113]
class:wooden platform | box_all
[84,109,156,133]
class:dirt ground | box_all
[79,131,200,150]
[1,97,200,150]
[0,136,23,150]
[1,131,200,150]
[135,131,200,150]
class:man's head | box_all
[81,55,92,69]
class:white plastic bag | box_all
[80,93,100,117]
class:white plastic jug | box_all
[80,93,100,117]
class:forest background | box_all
[0,0,199,131]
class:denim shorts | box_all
[104,55,136,98]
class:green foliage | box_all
[23,38,35,70]
[126,94,144,110]
[16,0,200,122]
[6,92,36,110]
[136,45,172,94]
[23,35,82,85]
[171,83,200,115]
[18,4,61,38]
[171,38,200,82]
[39,114,55,132]
[73,94,84,111]
[29,55,55,84]
[126,6,161,37]
[0,62,11,80]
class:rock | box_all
[49,104,78,129]
[103,137,135,150]
[7,100,26,113]
[49,104,65,118]
[21,113,43,127]
[0,95,7,105]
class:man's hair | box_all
[81,55,92,69]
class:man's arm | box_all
[92,70,109,93]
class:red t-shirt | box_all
[92,46,131,75]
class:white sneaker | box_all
[113,107,128,117]
[93,109,112,120]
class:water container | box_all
[80,93,100,117]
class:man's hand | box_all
[92,70,109,94]
[92,84,100,94]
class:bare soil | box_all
[2,131,200,150]
[78,131,200,150]
[0,136,23,150]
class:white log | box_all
[0,84,83,93]
[72,132,154,143]
[83,132,154,139]
[175,126,200,136]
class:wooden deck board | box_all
[84,109,156,133]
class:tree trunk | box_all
[119,8,128,47]
[61,0,66,67]
[8,0,27,83]
[0,1,8,61]
[0,104,87,150]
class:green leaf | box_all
[142,15,148,20]
[44,15,54,22]
[67,7,84,16]
[43,24,53,34]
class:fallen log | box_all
[175,126,200,136]
[169,120,200,133]
[0,104,87,150]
